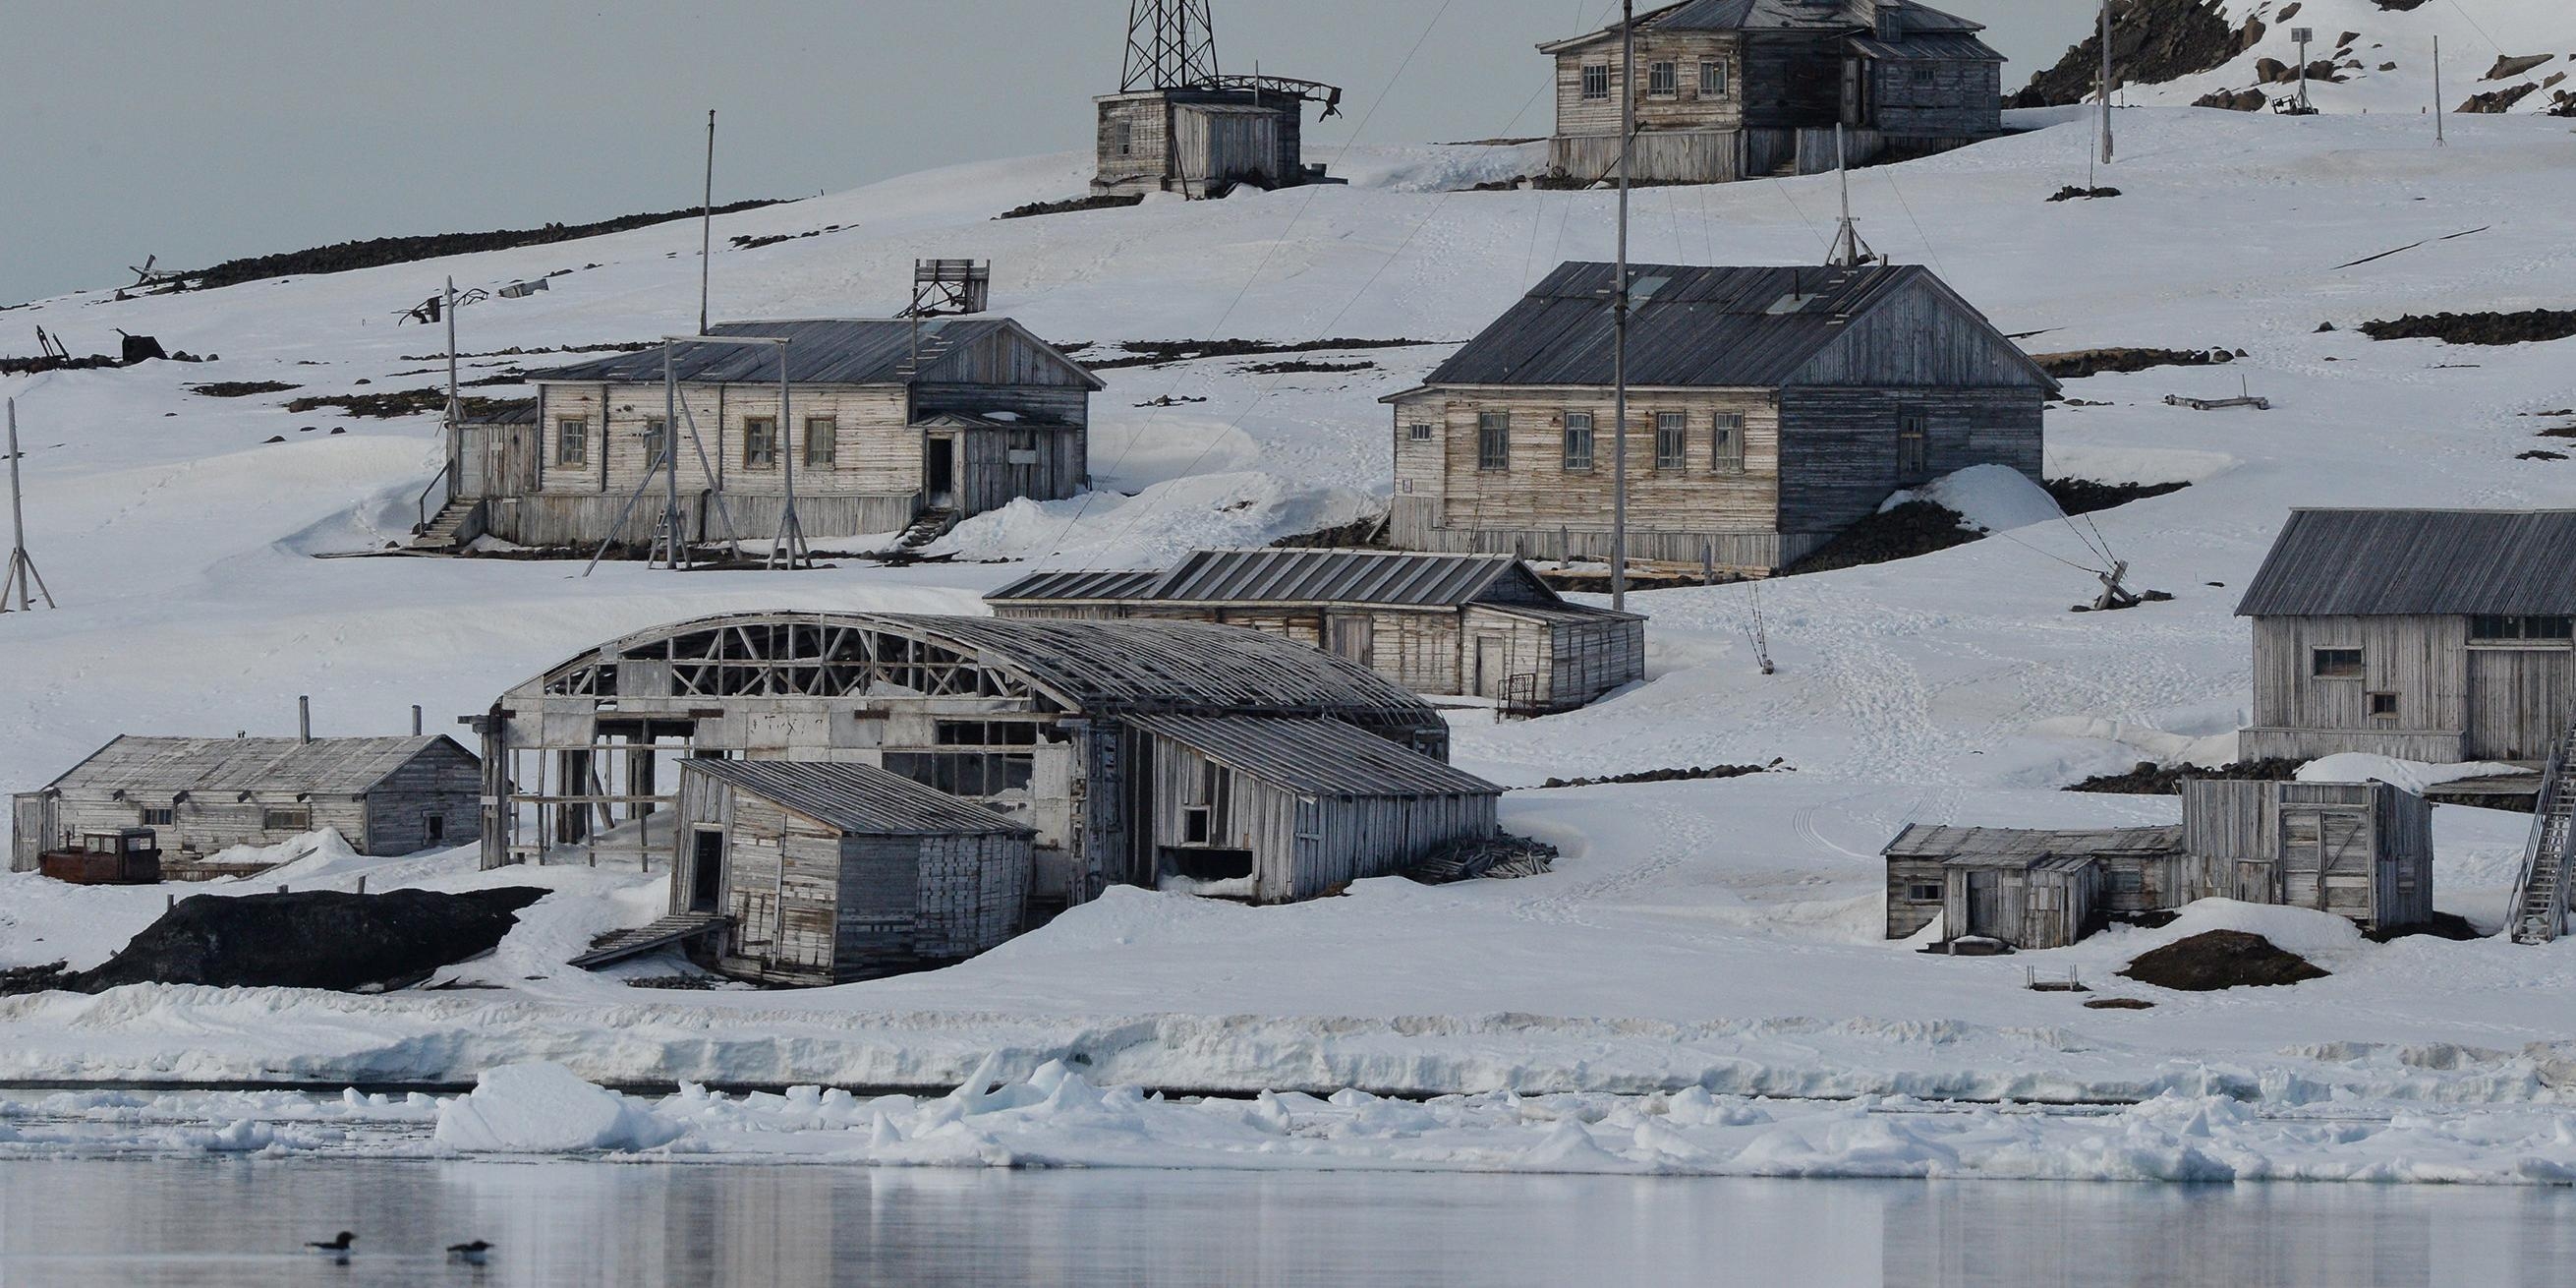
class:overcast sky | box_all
[0,1,2089,306]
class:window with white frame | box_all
[1648,61,1678,96]
[555,417,588,467]
[1563,412,1596,472]
[1699,61,1728,96]
[1655,412,1688,470]
[1712,413,1746,473]
[1407,422,1434,442]
[805,417,837,468]
[742,417,777,469]
[1581,64,1610,100]
[1477,411,1511,472]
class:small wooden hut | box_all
[1127,715,1503,904]
[1882,825,2181,948]
[11,735,481,875]
[2182,781,2433,932]
[2236,509,2576,764]
[986,548,1645,709]
[674,759,1034,985]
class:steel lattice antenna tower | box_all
[1122,0,1220,91]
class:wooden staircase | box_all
[2508,722,2576,945]
[896,508,959,551]
[567,912,730,970]
[409,499,479,552]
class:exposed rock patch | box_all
[2031,347,2237,381]
[2360,309,2576,346]
[2120,930,2330,991]
[2066,759,2305,796]
[77,888,548,993]
[2011,0,2248,108]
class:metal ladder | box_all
[2508,722,2576,944]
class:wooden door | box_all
[1966,871,2004,938]
[689,829,725,912]
[2467,648,2575,761]
[1327,615,1376,671]
[1841,57,1867,127]
[1474,638,1508,699]
[924,437,958,509]
[11,794,54,871]
[2280,808,2368,914]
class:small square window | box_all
[1581,64,1610,100]
[1648,61,1678,96]
[1712,413,1746,474]
[426,815,446,844]
[2369,692,2400,720]
[1116,121,1134,156]
[1906,883,1941,903]
[742,417,777,469]
[554,417,589,467]
[1407,422,1434,442]
[1911,62,1937,87]
[2313,648,2365,679]
[142,807,174,828]
[263,807,313,833]
[1183,807,1213,845]
[2109,871,2146,894]
[1699,61,1728,96]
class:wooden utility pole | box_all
[1610,0,1634,613]
[2434,36,2446,145]
[700,110,717,336]
[2,399,55,613]
[769,340,810,571]
[443,276,461,491]
[2097,0,2115,167]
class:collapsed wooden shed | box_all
[673,759,1032,985]
[11,735,482,875]
[1882,825,2182,948]
[1127,714,1504,904]
[986,548,1646,709]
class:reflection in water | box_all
[0,1158,2571,1287]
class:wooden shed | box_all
[11,735,481,875]
[1384,263,2055,574]
[986,548,1646,709]
[2237,509,2576,765]
[2182,780,2434,933]
[672,759,1032,985]
[1126,715,1504,904]
[475,613,1455,915]
[1539,0,2005,185]
[1883,825,2181,947]
[444,318,1102,550]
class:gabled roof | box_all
[1883,824,2184,861]
[1540,0,1983,54]
[1403,263,2051,391]
[2235,509,2576,617]
[1130,715,1503,798]
[525,318,1104,390]
[987,549,1590,612]
[45,735,475,797]
[685,760,1031,837]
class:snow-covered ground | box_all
[2124,0,2576,119]
[5,108,2576,1157]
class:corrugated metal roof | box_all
[685,760,1030,837]
[985,569,1168,602]
[1129,715,1503,798]
[1941,852,2103,873]
[2235,509,2576,617]
[1883,824,2183,860]
[48,735,472,796]
[1545,0,1981,49]
[990,550,1548,609]
[523,319,1097,388]
[1848,31,2005,60]
[1421,263,1945,388]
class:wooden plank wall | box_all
[1145,732,1497,903]
[833,834,920,967]
[1885,857,1946,938]
[1543,616,1647,705]
[534,383,914,499]
[1549,131,1745,184]
[44,790,366,859]
[905,831,1031,960]
[1095,96,1172,192]
[1772,387,2043,536]
[1866,57,2002,138]
[1791,281,2055,389]
[360,743,484,855]
[1552,32,1742,140]
[2244,615,2473,763]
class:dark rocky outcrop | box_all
[172,202,783,292]
[2120,930,2330,991]
[2484,54,2554,82]
[2361,309,2576,346]
[2066,759,2305,796]
[2031,347,2237,381]
[1780,500,1978,576]
[2459,84,2542,113]
[71,888,548,993]
[2010,0,2249,108]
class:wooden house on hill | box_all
[1384,262,2055,573]
[985,548,1645,707]
[446,318,1101,549]
[1540,0,2006,185]
[1094,1,1344,198]
[12,735,481,874]
[1129,715,1503,904]
[672,759,1034,985]
[1884,780,2433,950]
[476,612,1496,915]
[2237,509,2576,765]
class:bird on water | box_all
[307,1231,356,1263]
[447,1240,495,1266]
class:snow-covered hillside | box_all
[4,108,2575,1121]
[2106,0,2576,117]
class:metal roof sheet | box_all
[47,735,473,796]
[1848,31,2005,60]
[985,569,1169,602]
[1422,263,1940,388]
[1544,0,1982,49]
[1129,715,1503,798]
[685,760,1031,837]
[2234,509,2576,617]
[1883,824,2184,860]
[524,318,1096,388]
[988,549,1587,611]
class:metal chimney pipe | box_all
[412,705,424,736]
[298,696,312,743]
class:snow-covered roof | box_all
[1130,715,1502,798]
[684,760,1031,838]
[44,735,474,797]
[2236,509,2576,618]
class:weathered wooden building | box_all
[2237,509,2576,765]
[1541,0,2007,185]
[1883,825,2182,948]
[672,759,1033,985]
[1129,714,1503,903]
[445,319,1102,549]
[474,613,1481,913]
[1385,262,2056,572]
[11,735,482,873]
[1093,1,1342,197]
[985,548,1646,707]
[1885,781,2435,948]
[2183,780,2434,932]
